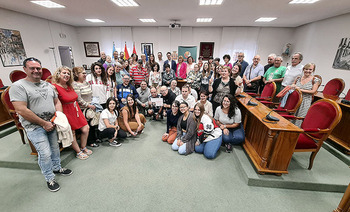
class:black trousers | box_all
[99,128,127,140]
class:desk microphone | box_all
[236,94,246,98]
[266,111,279,122]
[247,97,258,106]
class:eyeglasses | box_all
[180,106,187,109]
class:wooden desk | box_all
[314,93,350,154]
[237,92,303,175]
[0,89,13,127]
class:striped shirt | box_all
[130,66,149,85]
[72,81,92,110]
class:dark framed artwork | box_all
[333,37,350,70]
[199,42,214,60]
[84,42,100,57]
[141,43,153,56]
[0,28,27,67]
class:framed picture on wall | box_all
[199,42,214,61]
[0,28,27,67]
[84,42,100,57]
[141,43,153,56]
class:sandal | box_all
[81,147,93,155]
[90,143,99,147]
[76,151,89,160]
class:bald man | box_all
[243,55,264,93]
[160,86,176,116]
[97,51,106,64]
[148,87,163,120]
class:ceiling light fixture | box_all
[139,19,156,23]
[31,1,65,8]
[197,18,213,23]
[255,17,277,22]
[289,0,319,4]
[85,19,105,23]
[111,0,139,7]
[199,0,223,6]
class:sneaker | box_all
[53,168,73,176]
[47,179,60,192]
[109,140,122,147]
[225,143,232,153]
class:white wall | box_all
[292,13,350,95]
[0,8,82,85]
[2,7,349,94]
[76,26,294,67]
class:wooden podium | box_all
[314,93,350,154]
[237,93,303,175]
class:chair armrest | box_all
[303,128,330,133]
[256,97,267,101]
[260,101,273,105]
[281,114,304,120]
[246,92,258,97]
[273,108,287,112]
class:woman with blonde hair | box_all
[72,66,100,148]
[52,67,92,159]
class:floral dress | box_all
[293,76,321,127]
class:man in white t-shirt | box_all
[157,52,164,72]
[282,52,304,88]
[175,84,196,111]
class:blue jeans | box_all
[195,136,222,159]
[27,127,61,182]
[222,123,245,145]
[172,138,187,155]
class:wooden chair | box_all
[294,98,342,169]
[344,89,350,100]
[323,78,345,97]
[247,82,277,105]
[41,68,52,80]
[273,89,303,117]
[0,78,4,88]
[45,75,53,84]
[1,87,37,155]
[9,70,27,83]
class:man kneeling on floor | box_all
[9,57,73,192]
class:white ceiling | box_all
[1,0,350,27]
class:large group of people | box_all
[9,49,322,192]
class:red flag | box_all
[124,42,129,60]
[133,42,137,55]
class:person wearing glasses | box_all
[171,101,197,155]
[116,75,139,108]
[233,52,249,77]
[10,57,73,192]
[162,100,181,144]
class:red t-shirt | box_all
[130,66,149,85]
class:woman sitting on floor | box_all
[98,97,127,147]
[214,94,245,153]
[118,94,146,137]
[194,103,222,159]
[162,100,181,144]
[171,101,197,155]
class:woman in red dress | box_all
[52,67,92,160]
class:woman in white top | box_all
[106,65,116,98]
[86,62,108,108]
[186,56,195,75]
[196,90,213,117]
[149,63,162,90]
[231,64,244,89]
[98,97,127,146]
[214,94,245,153]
